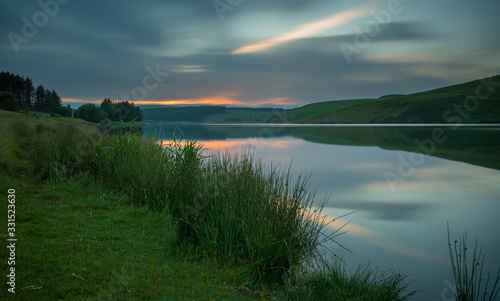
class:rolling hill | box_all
[269,75,500,124]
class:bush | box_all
[0,91,19,111]
[74,103,107,123]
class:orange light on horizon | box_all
[63,96,300,107]
[231,4,377,55]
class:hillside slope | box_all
[267,98,378,123]
[308,75,500,124]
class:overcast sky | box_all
[1,0,499,107]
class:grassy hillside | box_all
[308,75,500,124]
[267,99,378,123]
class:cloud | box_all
[231,3,378,54]
[2,0,500,107]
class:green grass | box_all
[268,99,378,123]
[272,75,500,124]
[0,175,259,300]
[281,259,416,301]
[307,75,500,124]
[0,109,416,300]
[91,131,329,285]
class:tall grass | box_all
[10,120,101,180]
[192,150,328,284]
[92,133,329,284]
[281,258,416,300]
[447,225,500,301]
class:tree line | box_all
[0,71,142,124]
[74,98,143,123]
[0,71,71,116]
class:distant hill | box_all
[269,75,500,124]
[267,98,379,123]
[142,105,277,123]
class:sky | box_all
[1,0,499,108]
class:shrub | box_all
[0,91,19,111]
[74,103,107,123]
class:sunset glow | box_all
[63,96,300,107]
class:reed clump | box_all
[447,224,500,301]
[92,132,328,284]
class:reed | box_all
[187,150,329,284]
[447,224,500,301]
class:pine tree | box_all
[24,77,34,109]
[35,85,45,111]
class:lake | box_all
[144,123,500,301]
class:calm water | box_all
[145,123,500,301]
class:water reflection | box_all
[146,123,500,300]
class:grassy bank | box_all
[0,110,415,300]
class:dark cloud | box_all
[1,1,499,105]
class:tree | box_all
[57,104,72,117]
[99,98,143,122]
[49,89,61,112]
[100,98,118,120]
[0,71,63,114]
[0,91,18,111]
[74,104,107,123]
[35,85,45,111]
[23,77,34,109]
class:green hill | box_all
[267,98,379,123]
[269,75,500,124]
[307,75,500,124]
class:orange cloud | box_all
[232,3,377,55]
